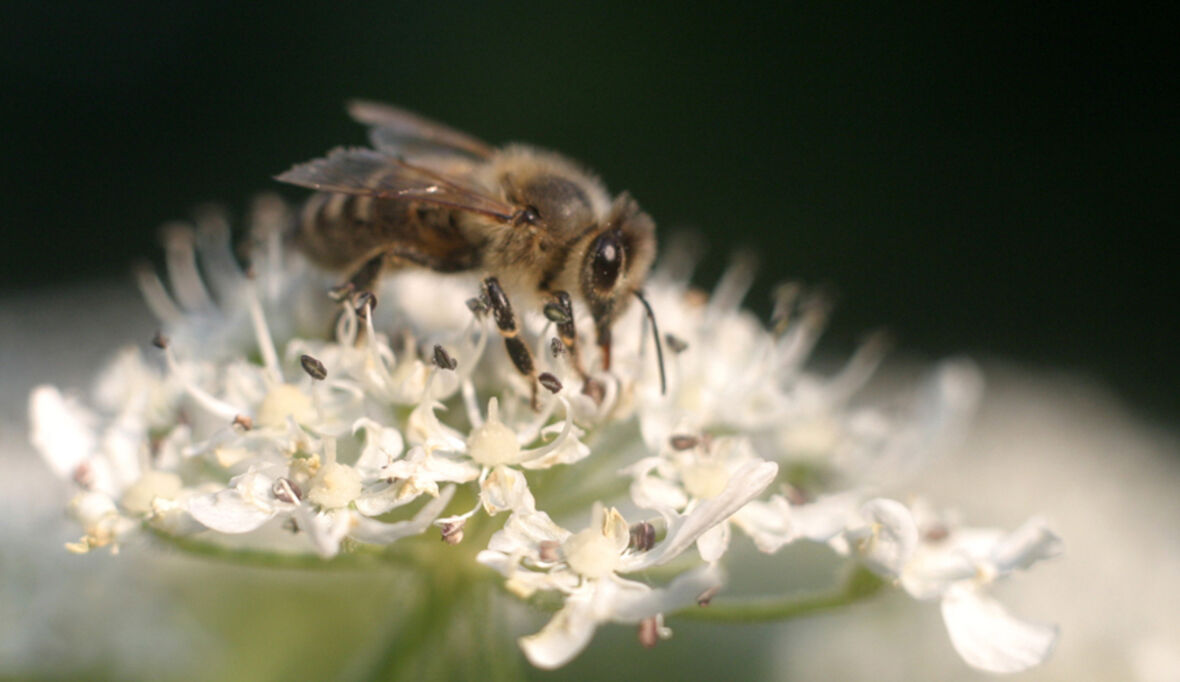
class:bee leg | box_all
[543,291,586,376]
[483,277,539,410]
[341,250,387,297]
[543,291,605,404]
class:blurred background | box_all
[3,3,1174,419]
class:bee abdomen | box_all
[297,191,400,268]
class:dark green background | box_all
[3,4,1174,418]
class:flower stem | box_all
[674,565,885,623]
[146,525,417,571]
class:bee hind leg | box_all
[482,277,539,410]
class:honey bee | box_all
[276,101,665,403]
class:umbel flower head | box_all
[29,197,1060,673]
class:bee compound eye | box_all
[589,231,623,293]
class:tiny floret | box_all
[306,461,363,509]
[466,398,521,467]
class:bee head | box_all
[578,193,656,369]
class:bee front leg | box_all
[482,277,539,410]
[543,291,586,377]
[544,291,606,405]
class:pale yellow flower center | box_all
[256,384,315,429]
[562,529,621,578]
[467,400,520,466]
[306,461,362,509]
[681,460,731,499]
[121,470,183,514]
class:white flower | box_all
[908,515,1062,673]
[29,382,196,552]
[478,459,775,667]
[627,435,790,561]
[477,502,723,669]
[27,196,1061,673]
[842,498,1063,673]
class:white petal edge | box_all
[519,587,599,670]
[608,564,725,622]
[621,460,777,571]
[696,521,730,563]
[29,385,96,479]
[941,584,1058,674]
[187,488,276,533]
[856,498,919,577]
[990,516,1063,574]
[350,484,456,544]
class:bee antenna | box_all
[633,289,667,395]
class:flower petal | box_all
[853,498,919,577]
[732,495,793,553]
[29,385,96,479]
[790,492,860,543]
[900,548,976,600]
[630,473,689,511]
[621,460,777,571]
[480,465,536,515]
[696,521,730,563]
[990,517,1063,574]
[481,509,569,561]
[941,584,1058,673]
[187,473,279,533]
[297,507,353,558]
[519,588,599,670]
[350,484,456,544]
[608,564,725,622]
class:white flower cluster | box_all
[28,198,1061,672]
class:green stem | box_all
[361,576,451,682]
[147,525,418,571]
[674,566,885,623]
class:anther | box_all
[300,354,327,380]
[351,290,377,317]
[637,617,661,649]
[232,414,253,431]
[151,331,169,349]
[770,282,802,333]
[628,521,656,551]
[550,337,565,357]
[466,296,488,317]
[696,585,721,607]
[440,521,465,545]
[783,484,810,506]
[538,540,560,563]
[538,372,563,394]
[272,477,302,503]
[669,434,699,451]
[432,344,458,371]
[72,462,94,490]
[581,378,606,405]
[664,333,688,354]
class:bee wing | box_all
[347,100,495,160]
[275,147,520,223]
